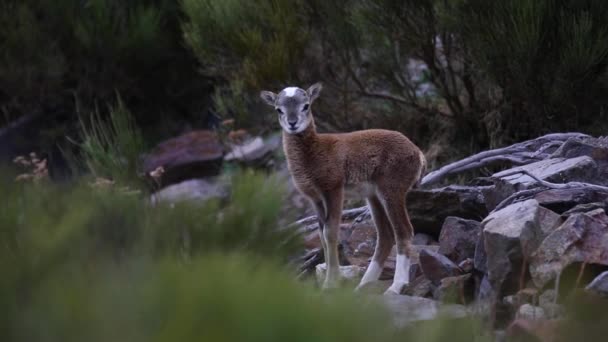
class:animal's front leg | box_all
[321,188,344,289]
[312,201,328,259]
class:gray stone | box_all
[419,249,462,285]
[380,294,468,328]
[458,258,474,273]
[439,217,482,263]
[403,276,433,297]
[354,280,392,294]
[541,303,565,319]
[315,263,365,284]
[413,233,437,246]
[516,304,546,321]
[482,199,561,294]
[585,271,608,298]
[538,289,557,308]
[551,137,608,172]
[530,210,608,288]
[493,156,598,190]
[224,134,281,167]
[535,188,608,214]
[561,201,608,218]
[480,179,517,212]
[150,178,227,205]
[433,274,473,303]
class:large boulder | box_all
[143,130,224,187]
[438,217,482,263]
[493,156,598,190]
[482,199,562,294]
[530,209,608,288]
[407,186,488,238]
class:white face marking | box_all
[283,87,298,97]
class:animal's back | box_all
[321,129,422,185]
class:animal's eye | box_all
[302,104,309,112]
[276,108,283,114]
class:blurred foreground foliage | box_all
[0,170,491,342]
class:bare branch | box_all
[420,132,590,187]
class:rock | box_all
[413,233,437,246]
[315,263,365,283]
[354,280,392,294]
[535,188,608,214]
[502,288,537,314]
[561,201,608,218]
[480,179,517,212]
[482,199,562,294]
[474,232,487,273]
[407,186,488,238]
[516,304,546,320]
[458,258,474,273]
[585,271,608,298]
[380,294,468,328]
[403,275,433,297]
[433,274,473,303]
[551,136,608,174]
[150,178,227,205]
[143,130,224,187]
[419,249,462,285]
[530,210,608,288]
[438,217,482,263]
[540,303,564,319]
[493,156,598,190]
[224,134,281,167]
[537,289,564,319]
[506,319,561,342]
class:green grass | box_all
[69,95,146,187]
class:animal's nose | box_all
[288,121,297,128]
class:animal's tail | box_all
[413,151,427,189]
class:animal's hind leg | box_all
[355,195,394,291]
[377,188,414,295]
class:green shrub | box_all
[69,96,146,186]
[452,0,608,144]
[181,0,309,89]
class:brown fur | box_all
[283,118,425,289]
[262,83,425,290]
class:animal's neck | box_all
[282,117,318,159]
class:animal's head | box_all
[260,83,322,134]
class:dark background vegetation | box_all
[3,0,608,341]
[3,0,608,172]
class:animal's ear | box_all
[307,82,323,102]
[260,91,277,106]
